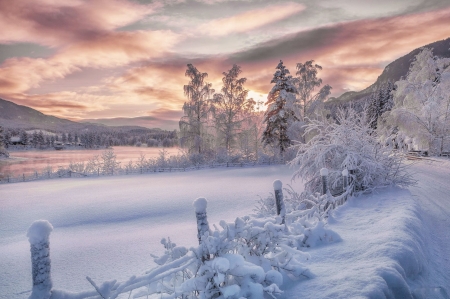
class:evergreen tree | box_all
[179,64,215,154]
[68,133,73,143]
[38,131,45,148]
[4,129,11,148]
[32,131,39,147]
[62,133,67,143]
[0,126,9,157]
[0,126,4,147]
[367,81,395,129]
[262,60,298,155]
[20,130,28,145]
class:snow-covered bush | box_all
[290,107,415,195]
[146,213,312,299]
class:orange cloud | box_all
[200,2,305,36]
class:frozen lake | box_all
[0,146,180,178]
[0,165,296,299]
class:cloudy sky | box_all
[0,0,449,129]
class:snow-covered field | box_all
[0,165,294,299]
[1,162,449,298]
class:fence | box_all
[0,160,283,184]
[24,167,351,299]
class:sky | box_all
[0,0,450,130]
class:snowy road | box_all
[408,159,450,297]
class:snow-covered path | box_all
[408,159,450,296]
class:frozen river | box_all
[0,146,180,178]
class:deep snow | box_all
[1,162,449,298]
[0,165,295,299]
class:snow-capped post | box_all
[27,220,53,299]
[193,198,210,261]
[342,168,349,191]
[273,180,286,224]
[320,168,328,195]
[193,197,210,244]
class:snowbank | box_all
[282,187,426,298]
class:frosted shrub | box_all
[68,161,86,173]
[144,213,313,299]
[101,149,120,175]
[291,107,415,195]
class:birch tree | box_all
[212,64,255,154]
[179,64,215,155]
[294,60,331,120]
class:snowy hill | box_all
[327,37,450,106]
[0,98,166,133]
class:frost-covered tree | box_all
[262,60,298,156]
[38,131,45,148]
[384,48,450,154]
[3,129,11,148]
[20,130,28,146]
[294,60,332,120]
[31,131,39,148]
[212,64,255,154]
[101,149,120,175]
[367,81,395,130]
[291,106,414,195]
[0,126,9,158]
[180,64,215,155]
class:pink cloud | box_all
[200,2,305,36]
[0,0,157,47]
[0,30,179,94]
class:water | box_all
[0,146,180,178]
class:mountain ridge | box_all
[0,98,161,132]
[327,37,450,105]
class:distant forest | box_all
[2,127,178,149]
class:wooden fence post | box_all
[320,168,328,195]
[342,169,348,191]
[273,180,286,225]
[193,198,210,261]
[27,220,53,299]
